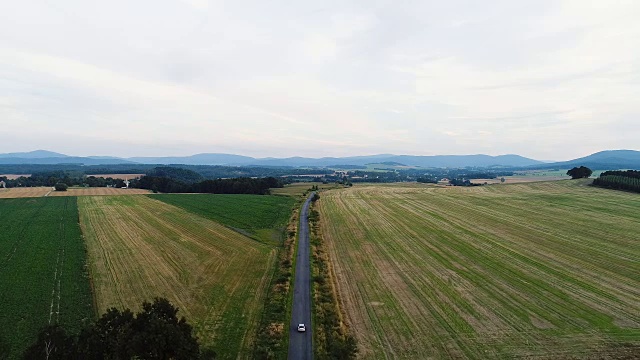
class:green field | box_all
[151,194,296,244]
[271,182,342,198]
[79,195,283,359]
[0,197,93,359]
[318,180,640,358]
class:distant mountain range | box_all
[0,150,136,165]
[0,149,638,169]
[535,150,640,170]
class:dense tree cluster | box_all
[84,176,126,188]
[24,298,211,360]
[146,167,204,183]
[567,166,593,179]
[135,176,283,195]
[598,170,640,179]
[0,172,125,189]
[416,177,438,184]
[593,170,640,193]
[0,171,82,188]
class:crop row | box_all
[318,181,640,358]
[0,197,93,359]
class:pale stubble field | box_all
[318,180,639,358]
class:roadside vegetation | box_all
[252,202,301,359]
[308,194,358,359]
[318,180,640,358]
[0,197,93,359]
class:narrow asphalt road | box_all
[288,192,314,360]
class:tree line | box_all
[593,170,640,193]
[0,167,285,195]
[136,176,284,195]
[0,172,126,188]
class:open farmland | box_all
[49,187,151,196]
[470,176,569,184]
[152,194,295,244]
[0,197,93,359]
[0,187,150,198]
[78,196,278,358]
[0,186,52,198]
[271,182,341,197]
[318,180,640,359]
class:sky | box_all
[0,0,638,160]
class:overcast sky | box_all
[1,0,638,160]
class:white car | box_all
[297,323,306,332]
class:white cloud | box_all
[0,0,638,159]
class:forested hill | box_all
[539,150,640,170]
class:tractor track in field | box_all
[49,197,69,324]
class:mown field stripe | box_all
[318,181,639,359]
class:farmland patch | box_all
[151,194,295,244]
[78,196,277,358]
[319,180,640,358]
[0,197,93,359]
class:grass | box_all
[318,180,640,359]
[253,200,302,359]
[150,194,296,244]
[308,201,358,359]
[0,197,94,360]
[78,195,278,359]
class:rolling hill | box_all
[539,150,640,170]
[1,149,638,169]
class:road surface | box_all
[288,192,314,360]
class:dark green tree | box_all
[22,325,77,360]
[25,298,203,360]
[54,182,68,191]
[77,307,135,359]
[567,166,593,179]
[129,298,200,360]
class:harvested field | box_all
[0,187,150,198]
[0,174,30,180]
[78,196,277,359]
[49,187,151,196]
[87,173,144,179]
[0,197,93,359]
[0,187,51,198]
[471,176,568,184]
[318,180,640,359]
